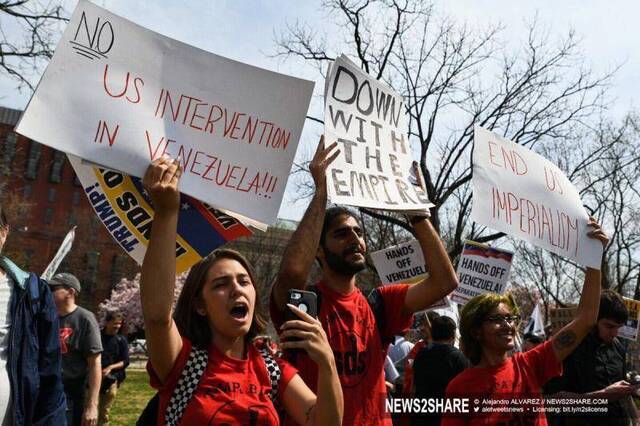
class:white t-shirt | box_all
[0,273,14,425]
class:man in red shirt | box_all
[270,137,459,425]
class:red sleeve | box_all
[147,337,192,392]
[377,284,413,340]
[276,357,298,401]
[522,339,562,386]
[269,290,285,330]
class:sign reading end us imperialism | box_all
[324,55,432,212]
[452,241,513,306]
[370,239,449,310]
[620,298,640,341]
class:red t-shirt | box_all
[148,337,297,426]
[270,282,413,425]
[443,340,562,426]
[402,339,428,396]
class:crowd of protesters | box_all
[0,138,638,426]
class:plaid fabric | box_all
[164,347,208,426]
[258,347,282,412]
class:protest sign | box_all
[42,226,76,281]
[69,155,251,274]
[620,298,640,341]
[548,306,577,334]
[370,239,449,310]
[15,0,314,226]
[324,54,432,211]
[471,126,603,268]
[452,240,513,305]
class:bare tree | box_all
[275,0,615,259]
[0,0,68,91]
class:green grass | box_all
[109,369,156,426]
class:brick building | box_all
[0,106,139,309]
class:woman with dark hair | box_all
[140,157,342,425]
[443,219,608,426]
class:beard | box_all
[323,246,366,276]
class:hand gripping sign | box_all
[15,0,314,226]
[471,126,603,268]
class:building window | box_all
[73,174,82,187]
[47,187,56,202]
[22,185,32,198]
[2,132,17,175]
[43,208,53,224]
[68,213,77,226]
[25,141,42,180]
[72,191,81,205]
[49,150,66,183]
[85,251,100,288]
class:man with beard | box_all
[270,137,459,425]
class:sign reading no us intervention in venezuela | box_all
[15,0,314,226]
[452,241,513,306]
[471,126,603,268]
[324,55,432,212]
[370,240,449,309]
[69,155,251,274]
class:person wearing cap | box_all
[50,272,103,426]
[0,204,66,425]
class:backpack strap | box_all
[27,273,41,315]
[164,346,208,426]
[258,347,282,412]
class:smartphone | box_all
[286,289,318,320]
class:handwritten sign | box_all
[15,0,314,226]
[471,126,603,268]
[324,55,431,211]
[620,298,640,341]
[548,306,577,334]
[69,155,251,274]
[452,240,513,305]
[370,239,449,310]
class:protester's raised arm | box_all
[403,217,459,313]
[140,157,184,382]
[272,136,339,311]
[551,219,608,362]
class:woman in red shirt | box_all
[140,157,343,425]
[444,219,608,426]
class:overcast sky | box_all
[1,0,637,221]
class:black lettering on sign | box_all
[70,11,115,60]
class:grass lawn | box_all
[109,369,155,426]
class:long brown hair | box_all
[173,249,267,348]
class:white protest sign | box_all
[471,126,603,268]
[324,55,432,211]
[620,298,640,341]
[452,240,513,305]
[370,239,449,310]
[15,0,314,226]
[42,226,76,281]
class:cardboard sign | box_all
[452,240,513,305]
[548,306,577,334]
[370,239,449,310]
[42,226,76,281]
[324,55,432,211]
[15,0,314,226]
[471,126,603,268]
[69,155,251,274]
[620,298,640,341]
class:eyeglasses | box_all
[484,314,521,326]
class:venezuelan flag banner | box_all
[452,240,514,306]
[69,155,251,274]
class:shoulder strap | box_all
[164,346,208,426]
[367,287,389,346]
[258,347,282,412]
[27,273,41,315]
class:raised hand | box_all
[586,218,609,248]
[309,135,340,190]
[142,156,183,213]
[280,304,334,368]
